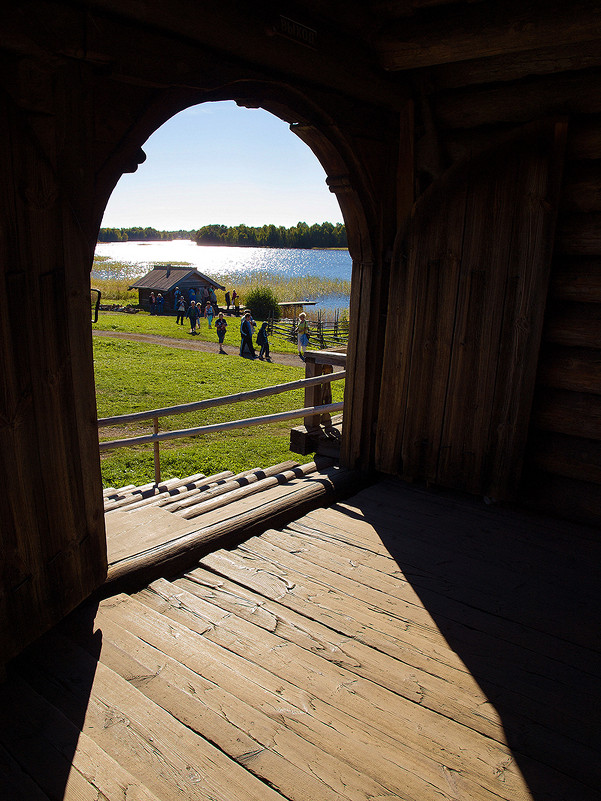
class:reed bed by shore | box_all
[91,257,351,314]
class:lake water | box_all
[94,240,352,312]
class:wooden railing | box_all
[98,366,345,485]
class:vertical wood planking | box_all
[398,169,468,482]
[0,66,107,668]
[486,121,567,499]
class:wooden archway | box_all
[1,44,398,667]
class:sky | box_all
[100,101,344,231]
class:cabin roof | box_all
[129,266,225,292]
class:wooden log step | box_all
[107,483,136,495]
[66,600,392,801]
[112,471,235,513]
[104,473,212,513]
[177,462,317,520]
[164,461,301,514]
[156,466,269,509]
[102,484,135,501]
[104,465,364,591]
[104,477,187,512]
[129,581,549,801]
[15,629,284,801]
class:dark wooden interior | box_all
[1,4,600,788]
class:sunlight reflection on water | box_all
[94,240,351,281]
[93,240,352,311]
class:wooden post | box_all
[304,356,322,432]
[153,416,161,485]
[304,358,335,433]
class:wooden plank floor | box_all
[0,477,599,800]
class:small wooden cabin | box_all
[129,266,225,312]
[1,0,600,680]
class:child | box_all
[297,312,310,361]
[256,321,270,360]
[215,312,227,353]
[205,302,214,328]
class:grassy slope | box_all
[95,335,344,488]
[94,309,301,355]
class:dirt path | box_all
[93,328,305,367]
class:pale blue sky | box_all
[101,101,344,231]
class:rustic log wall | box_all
[0,65,109,669]
[1,2,599,676]
[386,59,601,524]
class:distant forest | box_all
[193,222,347,249]
[97,221,347,249]
[97,227,194,242]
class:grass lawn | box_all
[95,336,344,488]
[94,309,302,355]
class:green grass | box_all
[95,337,344,488]
[94,309,304,355]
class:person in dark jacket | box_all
[240,312,255,358]
[186,300,199,334]
[256,321,270,360]
[176,296,186,325]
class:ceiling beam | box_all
[375,1,601,70]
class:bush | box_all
[244,286,281,320]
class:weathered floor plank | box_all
[0,475,598,800]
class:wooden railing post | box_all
[304,357,335,432]
[304,356,322,432]
[153,416,161,485]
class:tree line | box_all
[97,227,195,242]
[193,222,347,249]
[98,221,347,249]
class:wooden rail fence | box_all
[270,311,350,350]
[99,366,346,485]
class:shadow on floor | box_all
[0,603,102,800]
[356,484,601,801]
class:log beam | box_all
[376,1,601,71]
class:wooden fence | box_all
[98,369,346,484]
[270,310,350,349]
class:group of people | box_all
[150,286,310,362]
[148,292,164,314]
[181,299,220,334]
[239,311,270,360]
[239,310,309,362]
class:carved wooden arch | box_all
[93,80,375,265]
